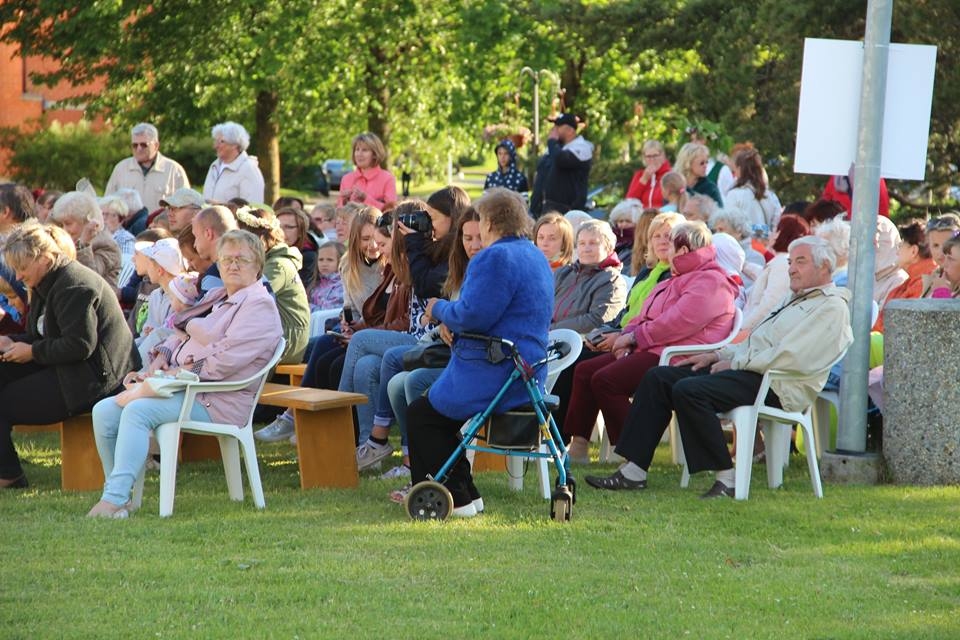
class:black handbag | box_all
[402,342,452,371]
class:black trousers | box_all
[0,363,71,478]
[615,365,780,475]
[407,396,479,508]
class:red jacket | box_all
[822,176,890,218]
[625,161,672,209]
[624,245,738,356]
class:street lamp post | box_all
[518,67,561,185]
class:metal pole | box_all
[836,0,893,453]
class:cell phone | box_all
[342,307,353,324]
[326,330,346,339]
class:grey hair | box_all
[114,187,144,213]
[814,217,851,264]
[51,191,103,225]
[789,235,837,273]
[684,194,718,222]
[131,123,159,141]
[608,199,643,225]
[212,121,250,152]
[709,207,752,239]
[99,195,129,219]
[577,219,618,256]
[217,229,266,277]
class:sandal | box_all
[584,470,647,491]
[389,483,412,504]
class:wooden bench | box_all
[258,382,367,489]
[13,415,103,491]
[276,363,307,386]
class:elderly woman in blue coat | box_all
[406,188,554,518]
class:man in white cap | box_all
[159,188,204,235]
[105,123,190,213]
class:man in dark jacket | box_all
[541,113,595,214]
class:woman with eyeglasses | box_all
[202,122,265,205]
[87,230,282,517]
[922,214,960,297]
[625,140,672,209]
[675,142,723,208]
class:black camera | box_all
[398,210,432,233]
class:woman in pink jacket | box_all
[564,221,738,462]
[87,229,282,518]
[337,132,398,211]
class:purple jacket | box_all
[165,282,282,426]
[623,245,737,357]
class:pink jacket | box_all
[623,245,738,356]
[337,166,397,210]
[166,282,282,426]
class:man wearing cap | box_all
[106,123,190,214]
[539,113,594,214]
[160,188,204,235]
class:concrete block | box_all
[883,299,960,484]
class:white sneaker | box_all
[254,414,295,442]
[380,464,411,480]
[356,442,395,471]
[451,503,478,518]
[472,497,485,513]
[289,432,297,446]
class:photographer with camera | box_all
[339,189,471,471]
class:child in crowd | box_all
[307,242,346,311]
[136,238,186,362]
[659,171,687,213]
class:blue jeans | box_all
[387,367,443,455]
[338,329,417,443]
[92,393,211,506]
[373,344,420,427]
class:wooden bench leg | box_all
[289,374,303,386]
[60,415,105,492]
[180,433,222,462]
[293,407,359,488]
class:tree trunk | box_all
[366,47,391,163]
[255,89,280,204]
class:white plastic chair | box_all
[597,307,743,465]
[309,308,342,338]
[131,338,286,517]
[681,349,849,500]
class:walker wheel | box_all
[405,481,453,521]
[550,487,573,522]
[557,476,577,505]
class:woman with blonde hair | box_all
[0,221,136,489]
[675,142,723,207]
[338,132,397,211]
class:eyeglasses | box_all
[643,153,663,160]
[219,256,256,268]
[131,142,151,149]
[376,213,393,229]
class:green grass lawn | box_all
[3,432,959,639]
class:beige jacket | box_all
[719,284,853,412]
[105,153,190,212]
[76,229,121,288]
[202,152,265,204]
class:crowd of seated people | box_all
[3,127,958,518]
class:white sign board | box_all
[794,38,937,181]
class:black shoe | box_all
[700,480,734,499]
[584,470,647,491]
[0,474,28,489]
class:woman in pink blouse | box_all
[337,133,398,211]
[87,229,283,518]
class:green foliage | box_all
[0,121,126,192]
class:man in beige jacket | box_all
[105,123,190,213]
[586,235,853,498]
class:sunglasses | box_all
[131,142,151,149]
